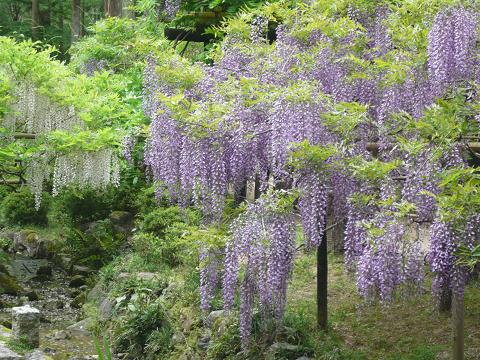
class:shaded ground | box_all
[287,253,480,360]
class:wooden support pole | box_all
[452,293,465,360]
[366,142,480,153]
[13,133,36,139]
[0,179,21,185]
[317,225,328,331]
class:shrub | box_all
[140,207,199,237]
[64,219,124,268]
[50,186,114,226]
[112,290,173,359]
[0,188,49,226]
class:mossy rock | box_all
[0,273,23,296]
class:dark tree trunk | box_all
[32,0,40,40]
[71,0,81,42]
[439,287,452,313]
[317,226,328,331]
[104,0,122,17]
[452,293,464,360]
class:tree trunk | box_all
[32,0,40,40]
[122,0,135,18]
[317,226,328,331]
[452,293,464,360]
[104,0,122,17]
[71,0,81,43]
[439,287,452,313]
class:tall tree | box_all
[71,0,81,42]
[31,0,40,39]
[104,0,122,17]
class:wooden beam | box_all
[366,142,480,153]
[13,133,36,139]
[164,27,215,43]
[0,179,21,185]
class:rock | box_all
[0,272,24,296]
[12,305,41,349]
[1,319,12,329]
[13,231,52,259]
[0,325,11,338]
[69,275,86,288]
[66,319,91,335]
[295,357,312,360]
[197,336,210,350]
[98,298,113,321]
[0,342,23,359]
[86,284,105,305]
[268,343,302,358]
[25,290,39,301]
[109,211,133,234]
[117,272,158,282]
[71,265,94,277]
[206,310,225,328]
[56,256,72,271]
[71,293,86,309]
[25,350,53,360]
[34,265,53,281]
[52,330,70,340]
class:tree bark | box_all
[452,293,465,360]
[317,226,328,331]
[71,0,81,43]
[32,0,40,40]
[439,287,452,313]
[104,0,122,17]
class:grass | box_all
[286,252,480,360]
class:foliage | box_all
[111,288,174,359]
[94,336,112,360]
[139,206,199,236]
[51,187,115,226]
[64,219,124,268]
[0,188,49,226]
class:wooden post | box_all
[317,225,328,331]
[452,293,465,360]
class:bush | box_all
[112,290,173,359]
[0,188,49,226]
[64,219,124,268]
[140,207,199,237]
[50,187,114,226]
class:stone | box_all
[0,273,23,296]
[98,298,113,321]
[295,357,312,360]
[57,256,72,271]
[25,290,39,301]
[268,343,301,357]
[86,284,105,305]
[13,231,52,259]
[66,319,91,335]
[34,265,53,281]
[71,293,86,309]
[206,310,225,328]
[136,272,157,281]
[25,350,53,360]
[71,266,94,277]
[0,342,23,359]
[109,211,133,234]
[11,305,41,348]
[68,275,86,288]
[197,336,210,350]
[52,330,70,340]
